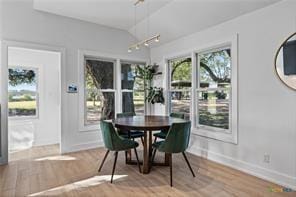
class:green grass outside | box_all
[8,97,144,110]
[8,101,36,109]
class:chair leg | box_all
[182,152,195,177]
[153,136,157,143]
[140,137,144,146]
[169,153,173,187]
[111,151,118,183]
[98,150,110,172]
[150,148,157,171]
[134,148,141,173]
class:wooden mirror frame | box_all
[274,32,296,91]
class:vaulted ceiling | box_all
[33,0,281,46]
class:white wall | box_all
[0,0,2,157]
[151,0,296,189]
[1,0,149,153]
[8,47,61,151]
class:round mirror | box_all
[275,32,296,90]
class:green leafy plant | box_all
[135,63,162,82]
[135,64,164,104]
[146,87,165,104]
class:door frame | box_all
[0,40,66,164]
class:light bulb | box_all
[144,42,149,46]
[128,49,132,53]
[155,36,160,42]
[136,45,140,50]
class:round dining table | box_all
[114,115,187,174]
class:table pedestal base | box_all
[125,130,170,174]
[114,116,182,174]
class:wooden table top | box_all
[113,115,187,131]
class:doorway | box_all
[0,41,64,164]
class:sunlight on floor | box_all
[27,175,128,196]
[8,121,34,152]
[35,155,77,161]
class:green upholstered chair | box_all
[151,121,195,186]
[153,112,185,142]
[98,120,141,183]
[117,112,144,145]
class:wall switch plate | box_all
[67,85,78,93]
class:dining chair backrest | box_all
[117,112,136,118]
[100,120,124,151]
[158,121,191,153]
[170,112,185,119]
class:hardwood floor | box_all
[0,144,293,196]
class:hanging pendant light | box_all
[155,36,160,42]
[128,0,160,52]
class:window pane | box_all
[122,91,145,115]
[86,91,114,124]
[85,58,114,89]
[198,90,229,129]
[170,57,191,90]
[199,48,231,88]
[170,91,190,120]
[121,63,144,90]
[85,57,115,125]
[8,68,37,117]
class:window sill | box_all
[192,127,238,144]
[8,116,39,121]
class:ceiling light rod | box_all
[134,0,144,6]
[128,34,160,51]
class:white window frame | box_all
[84,56,116,126]
[196,46,232,133]
[8,66,39,120]
[78,50,148,132]
[164,35,238,144]
[167,56,192,119]
[193,37,238,144]
[120,61,147,115]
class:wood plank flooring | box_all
[0,144,294,197]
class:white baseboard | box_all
[62,141,103,154]
[187,146,296,190]
[33,139,59,147]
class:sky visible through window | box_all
[9,83,36,91]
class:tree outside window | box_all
[85,58,115,124]
[169,57,192,120]
[121,62,145,115]
[8,67,38,118]
[197,48,231,130]
[84,57,148,125]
